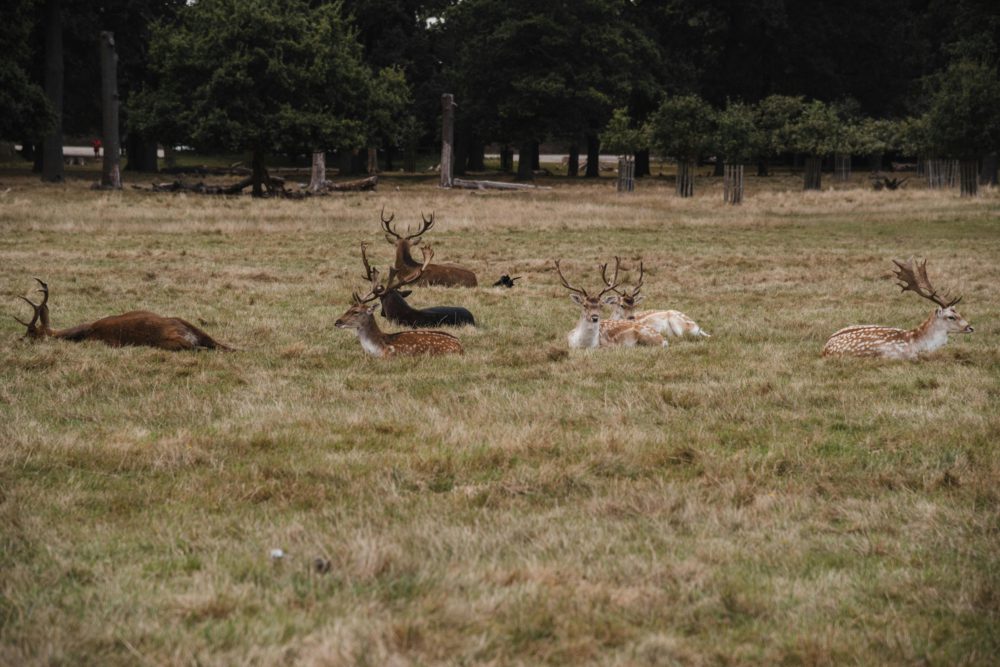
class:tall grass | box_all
[1,174,998,665]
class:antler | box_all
[554,259,589,298]
[359,242,381,290]
[406,212,435,243]
[380,206,401,240]
[626,261,644,300]
[597,257,622,298]
[892,257,960,308]
[13,278,48,328]
[385,246,435,291]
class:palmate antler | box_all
[892,257,961,308]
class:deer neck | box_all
[382,291,416,318]
[355,313,389,357]
[396,242,422,269]
[910,311,948,354]
[569,313,601,349]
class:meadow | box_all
[1,170,998,665]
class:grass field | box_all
[1,170,998,665]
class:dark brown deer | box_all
[380,207,477,287]
[14,279,231,351]
[360,244,475,327]
[335,248,463,357]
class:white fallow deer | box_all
[335,245,463,357]
[554,258,666,349]
[601,260,711,338]
[822,257,974,359]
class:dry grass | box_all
[1,171,999,666]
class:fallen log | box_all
[325,175,377,191]
[451,178,550,191]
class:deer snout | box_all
[590,315,599,323]
[964,325,974,333]
[334,319,347,328]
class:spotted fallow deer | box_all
[335,246,463,357]
[380,208,477,287]
[601,260,711,338]
[822,258,974,359]
[555,258,665,349]
[13,279,231,350]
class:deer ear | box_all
[601,294,618,305]
[935,307,943,316]
[633,294,645,304]
[569,293,585,305]
[398,290,412,297]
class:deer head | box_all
[892,257,973,334]
[555,257,621,323]
[381,207,434,248]
[601,258,645,320]
[13,278,51,339]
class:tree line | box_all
[2,0,999,196]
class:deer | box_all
[335,246,464,357]
[13,278,231,350]
[822,257,974,359]
[380,207,478,287]
[360,243,475,327]
[554,258,666,349]
[601,260,711,338]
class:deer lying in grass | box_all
[555,258,666,349]
[601,260,711,338]
[335,247,464,357]
[822,258,973,359]
[381,208,477,287]
[360,243,475,327]
[14,278,231,350]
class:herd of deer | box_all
[12,208,974,361]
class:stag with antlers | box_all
[335,245,464,357]
[13,279,231,350]
[380,208,477,287]
[360,243,475,327]
[555,258,665,349]
[601,260,711,338]
[822,258,973,359]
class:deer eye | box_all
[947,316,956,320]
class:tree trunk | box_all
[724,163,744,204]
[251,150,265,197]
[803,156,822,190]
[367,147,377,176]
[41,0,64,183]
[567,144,579,177]
[757,158,769,177]
[531,141,540,170]
[403,143,416,173]
[635,148,650,178]
[516,142,534,180]
[713,160,724,177]
[585,134,600,177]
[869,153,883,173]
[499,144,512,172]
[124,134,158,172]
[440,93,455,187]
[676,161,695,197]
[959,159,979,197]
[467,139,485,171]
[99,31,122,189]
[309,151,326,191]
[981,153,998,186]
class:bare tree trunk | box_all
[309,151,326,191]
[676,161,694,197]
[467,139,485,171]
[757,158,769,177]
[440,93,455,188]
[803,156,822,190]
[585,134,600,177]
[99,31,121,189]
[617,157,635,192]
[251,149,265,197]
[635,148,650,178]
[41,0,64,183]
[124,133,158,172]
[516,142,534,180]
[567,144,579,177]
[724,163,744,204]
[713,159,724,177]
[367,147,377,176]
[981,154,998,186]
[959,159,979,197]
[499,144,512,172]
[531,141,540,170]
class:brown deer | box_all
[822,258,974,359]
[555,258,665,349]
[14,278,231,350]
[335,247,463,357]
[380,207,477,287]
[601,260,711,338]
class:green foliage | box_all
[365,66,414,148]
[0,0,54,142]
[599,108,647,156]
[132,0,374,155]
[713,100,762,165]
[647,94,716,162]
[896,115,932,157]
[926,59,1000,159]
[786,100,841,157]
[755,95,805,159]
[853,117,899,157]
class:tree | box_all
[133,0,372,197]
[786,100,840,190]
[0,0,55,146]
[754,94,804,176]
[600,108,647,158]
[714,101,761,204]
[854,117,898,171]
[926,58,1000,196]
[647,94,716,197]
